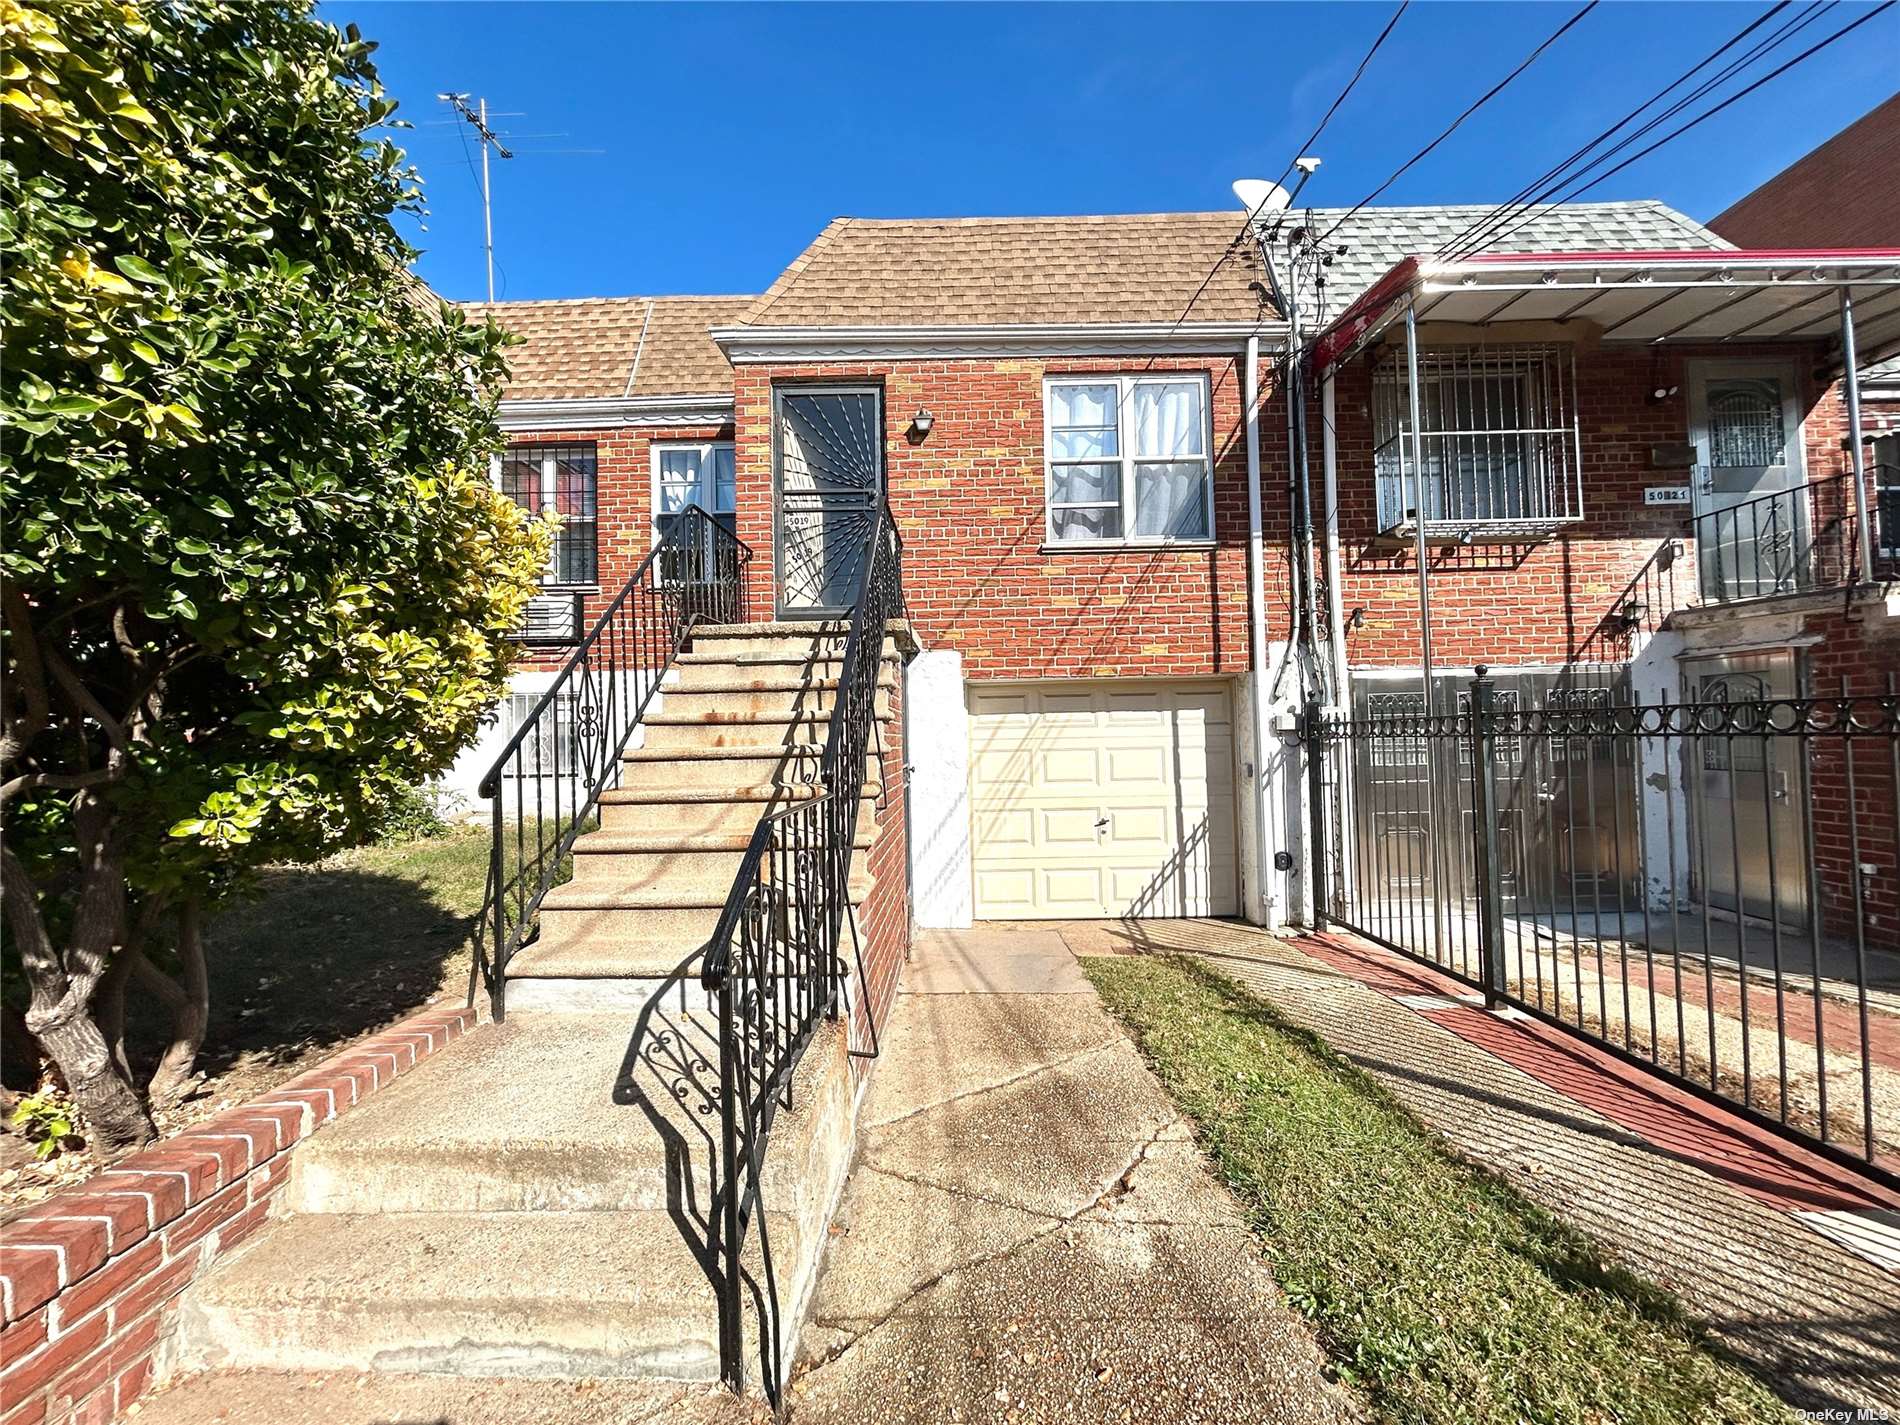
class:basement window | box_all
[1371,344,1583,540]
[1044,374,1213,545]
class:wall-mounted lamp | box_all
[1345,606,1367,632]
[1646,349,1679,405]
[1607,596,1648,635]
[908,408,935,441]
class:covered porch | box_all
[1311,248,1900,609]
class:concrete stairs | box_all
[172,1012,855,1385]
[163,622,895,1397]
[509,621,898,1014]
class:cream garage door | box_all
[969,681,1239,919]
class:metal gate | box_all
[774,385,884,617]
[1306,667,1900,1186]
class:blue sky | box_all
[326,2,1899,304]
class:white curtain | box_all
[1133,382,1207,537]
[710,444,736,513]
[656,448,699,514]
[1134,465,1207,537]
[1133,382,1201,458]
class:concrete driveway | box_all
[786,924,1349,1425]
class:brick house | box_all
[455,200,1896,957]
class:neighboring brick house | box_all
[1710,93,1900,250]
[439,294,747,796]
[450,202,1899,954]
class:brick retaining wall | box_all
[0,1004,479,1425]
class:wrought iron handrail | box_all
[698,502,902,1400]
[473,504,750,1018]
[1692,472,1866,604]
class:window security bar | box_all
[1371,343,1585,539]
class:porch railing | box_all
[699,502,901,1400]
[1306,670,1900,1189]
[472,505,749,1017]
[1691,471,1889,604]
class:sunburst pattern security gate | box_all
[1305,668,1900,1187]
[774,386,884,617]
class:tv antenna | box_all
[437,93,513,304]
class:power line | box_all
[1313,1,1600,247]
[1167,0,1410,333]
[1431,0,1799,259]
[1271,0,1409,188]
[1478,0,1892,251]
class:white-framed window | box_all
[652,441,736,539]
[1043,373,1213,545]
[496,442,597,587]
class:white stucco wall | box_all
[905,649,973,928]
[435,668,666,815]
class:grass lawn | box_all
[1083,952,1793,1425]
[183,823,494,1088]
[4,826,493,1210]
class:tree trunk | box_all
[95,942,137,1089]
[27,1001,155,1151]
[3,798,158,1152]
[143,900,209,1109]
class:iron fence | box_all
[473,505,749,1017]
[1308,669,1900,1185]
[699,502,901,1401]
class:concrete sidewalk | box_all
[1053,918,1900,1416]
[785,927,1349,1425]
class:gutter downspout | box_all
[1244,334,1278,928]
[1841,289,1876,582]
[1322,372,1348,703]
[1271,349,1303,706]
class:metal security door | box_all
[774,386,884,617]
[1687,652,1811,929]
[1688,361,1806,600]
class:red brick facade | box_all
[1710,94,1900,251]
[1329,340,1866,668]
[501,421,734,670]
[729,355,1282,680]
[0,1006,476,1425]
[856,673,908,1063]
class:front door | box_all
[774,386,884,617]
[1686,651,1810,930]
[1687,361,1806,600]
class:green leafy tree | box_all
[1,0,549,1149]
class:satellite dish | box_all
[1233,179,1292,219]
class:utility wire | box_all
[1167,0,1410,333]
[1272,0,1409,187]
[1431,0,1798,259]
[1314,1,1600,248]
[1478,0,1891,251]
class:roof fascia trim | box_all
[497,393,735,432]
[712,321,1285,362]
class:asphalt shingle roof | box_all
[737,201,1732,329]
[469,294,751,402]
[465,202,1741,402]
